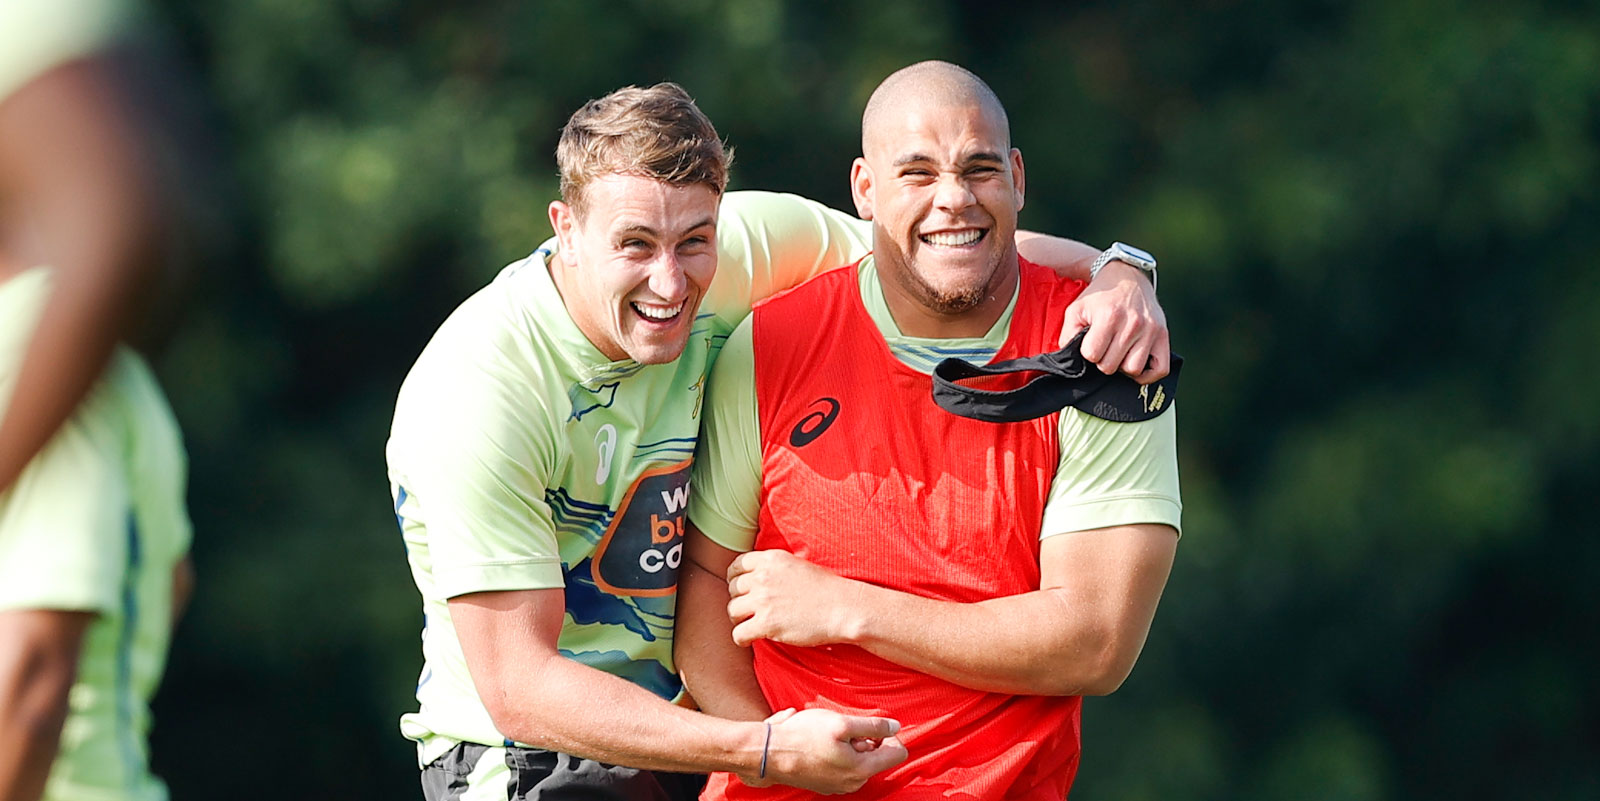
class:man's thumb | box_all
[842,715,901,741]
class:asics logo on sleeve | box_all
[789,398,841,447]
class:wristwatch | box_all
[1089,242,1158,292]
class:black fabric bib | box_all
[932,330,1183,423]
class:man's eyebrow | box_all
[891,151,1006,167]
[613,217,716,239]
[681,216,716,234]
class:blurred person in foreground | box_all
[0,1,198,800]
[386,81,1171,800]
[677,61,1181,799]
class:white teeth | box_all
[921,229,983,247]
[633,301,684,321]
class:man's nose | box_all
[934,173,976,213]
[647,253,688,300]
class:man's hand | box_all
[727,550,864,648]
[1061,260,1170,383]
[739,707,907,794]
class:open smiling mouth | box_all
[631,300,685,322]
[920,229,987,247]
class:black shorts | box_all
[421,742,707,801]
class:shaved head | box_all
[861,61,1010,158]
[849,60,1025,336]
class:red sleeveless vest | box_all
[705,257,1088,801]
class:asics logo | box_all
[789,398,841,447]
[594,424,617,484]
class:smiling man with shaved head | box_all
[678,61,1182,799]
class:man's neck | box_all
[545,249,627,363]
[874,258,1020,340]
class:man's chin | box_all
[622,334,692,365]
[909,270,995,312]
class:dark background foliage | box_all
[135,1,1597,798]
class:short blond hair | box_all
[556,82,732,215]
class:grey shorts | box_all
[421,742,706,801]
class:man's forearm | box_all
[489,648,768,775]
[478,647,907,794]
[1015,231,1098,279]
[836,582,1129,696]
[730,552,1116,696]
[0,698,68,801]
[450,588,902,792]
[0,610,91,801]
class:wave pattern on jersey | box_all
[563,557,674,642]
[633,436,697,462]
[544,487,612,545]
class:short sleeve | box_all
[687,318,763,552]
[1040,404,1183,538]
[702,192,872,329]
[389,353,566,600]
[0,416,126,613]
[0,0,134,101]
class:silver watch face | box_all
[1111,242,1156,268]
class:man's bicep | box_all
[448,588,566,717]
[1038,523,1176,675]
[1039,523,1177,596]
[683,522,741,578]
[450,588,565,653]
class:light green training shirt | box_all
[1,270,191,801]
[386,191,873,766]
[689,254,1182,553]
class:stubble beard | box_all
[901,251,1004,315]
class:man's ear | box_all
[849,157,875,220]
[549,200,577,254]
[1010,148,1026,213]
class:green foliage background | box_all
[138,1,1598,798]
